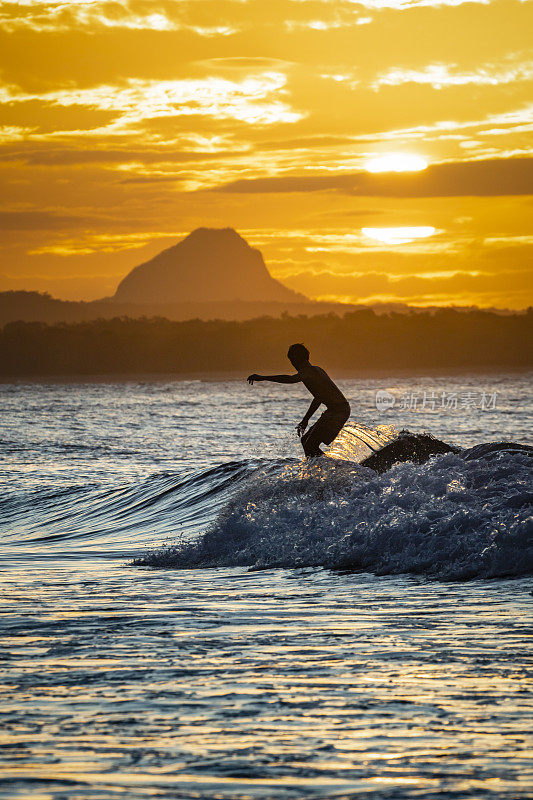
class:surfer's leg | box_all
[301,428,325,458]
[301,409,347,457]
[322,410,350,448]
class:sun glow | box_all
[362,226,436,244]
[364,154,428,173]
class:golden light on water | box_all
[362,227,437,245]
[364,154,428,173]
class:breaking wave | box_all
[2,421,531,580]
[136,441,533,581]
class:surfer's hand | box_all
[247,374,261,385]
[296,419,308,437]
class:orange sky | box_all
[0,0,532,308]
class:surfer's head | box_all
[287,343,310,369]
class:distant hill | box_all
[114,227,306,304]
[0,291,362,326]
[0,228,525,326]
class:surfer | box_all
[247,343,350,457]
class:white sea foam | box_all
[141,449,533,580]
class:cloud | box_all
[0,146,243,165]
[324,105,533,148]
[214,157,533,196]
[284,0,490,31]
[0,125,36,142]
[0,209,166,231]
[0,73,303,134]
[0,210,102,230]
[290,0,490,8]
[28,231,181,255]
[0,1,240,35]
[194,57,295,71]
[374,61,533,89]
[282,267,532,305]
[0,0,494,39]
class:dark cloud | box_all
[194,57,294,70]
[0,147,236,166]
[284,268,533,299]
[310,208,385,219]
[0,210,153,230]
[259,135,360,151]
[483,242,533,263]
[119,175,182,184]
[0,211,101,230]
[214,158,533,197]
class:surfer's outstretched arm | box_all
[247,373,301,385]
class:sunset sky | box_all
[1,0,532,308]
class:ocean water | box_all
[0,373,532,799]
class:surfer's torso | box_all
[298,364,350,412]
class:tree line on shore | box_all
[1,309,531,376]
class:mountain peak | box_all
[184,226,244,241]
[113,228,306,305]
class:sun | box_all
[362,226,436,245]
[364,154,428,173]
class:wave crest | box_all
[136,448,533,580]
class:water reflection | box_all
[0,564,530,799]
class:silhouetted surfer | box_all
[247,343,350,457]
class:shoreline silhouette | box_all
[1,310,531,376]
